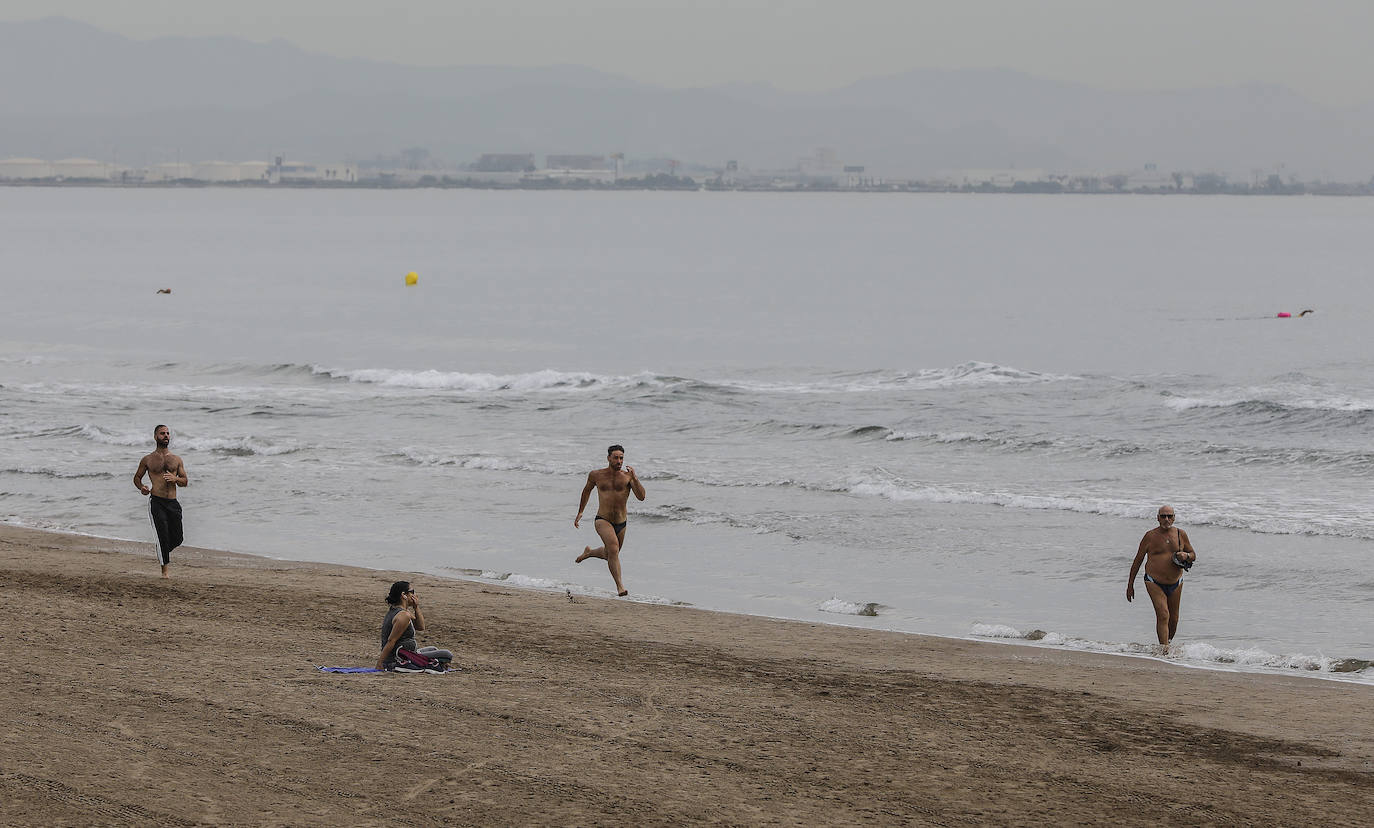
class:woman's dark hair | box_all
[386,580,410,605]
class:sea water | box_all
[2,187,1371,683]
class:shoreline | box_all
[5,181,1374,195]
[7,519,1370,687]
[2,523,1371,824]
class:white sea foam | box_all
[13,380,293,402]
[1,466,115,480]
[76,424,157,447]
[494,573,566,590]
[969,623,1026,639]
[846,479,1139,519]
[711,362,1076,395]
[844,477,1369,538]
[312,365,664,392]
[466,570,675,604]
[0,354,65,366]
[969,624,1374,683]
[395,447,565,475]
[74,425,303,456]
[818,598,882,616]
[1164,387,1374,413]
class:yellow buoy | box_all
[404,271,419,286]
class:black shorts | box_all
[148,496,184,565]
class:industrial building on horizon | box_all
[0,150,1336,194]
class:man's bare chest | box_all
[147,453,177,474]
[596,475,628,495]
[1148,530,1181,554]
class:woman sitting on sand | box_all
[376,580,453,670]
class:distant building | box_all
[275,162,356,183]
[473,154,536,173]
[1125,164,1190,191]
[51,158,111,180]
[546,154,607,170]
[0,158,53,179]
[524,167,617,184]
[239,161,272,181]
[146,162,194,181]
[799,147,843,185]
[194,161,241,182]
[939,169,1050,188]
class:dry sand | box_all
[1,525,1370,826]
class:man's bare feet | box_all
[576,546,592,563]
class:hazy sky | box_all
[5,0,1373,105]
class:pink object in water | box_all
[1276,311,1291,318]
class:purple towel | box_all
[317,666,386,673]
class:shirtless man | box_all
[133,424,189,578]
[1126,505,1197,653]
[573,444,646,596]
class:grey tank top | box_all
[381,606,416,648]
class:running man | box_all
[1126,505,1197,653]
[574,444,646,596]
[134,424,189,578]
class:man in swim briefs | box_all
[134,424,189,578]
[1126,505,1196,653]
[574,444,646,597]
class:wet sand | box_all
[1,524,1370,826]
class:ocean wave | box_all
[969,624,1374,682]
[306,360,1070,397]
[884,427,1372,472]
[0,354,67,366]
[637,504,807,539]
[885,429,1077,453]
[392,448,566,475]
[0,466,116,480]
[9,379,306,403]
[1164,389,1374,416]
[479,571,566,590]
[847,479,1137,517]
[705,362,1076,395]
[311,365,669,393]
[454,570,677,604]
[71,424,304,456]
[844,477,1372,539]
[818,598,883,617]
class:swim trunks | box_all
[595,515,627,534]
[1143,572,1181,597]
[148,495,184,565]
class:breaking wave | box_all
[391,448,566,475]
[311,365,667,392]
[306,360,1069,396]
[969,624,1374,683]
[843,478,1370,539]
[818,598,884,617]
[0,466,116,480]
[70,424,304,456]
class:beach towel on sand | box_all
[317,666,387,673]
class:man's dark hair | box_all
[386,581,411,605]
[607,444,624,456]
[154,424,168,434]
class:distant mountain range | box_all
[3,16,1372,179]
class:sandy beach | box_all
[1,525,1370,826]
